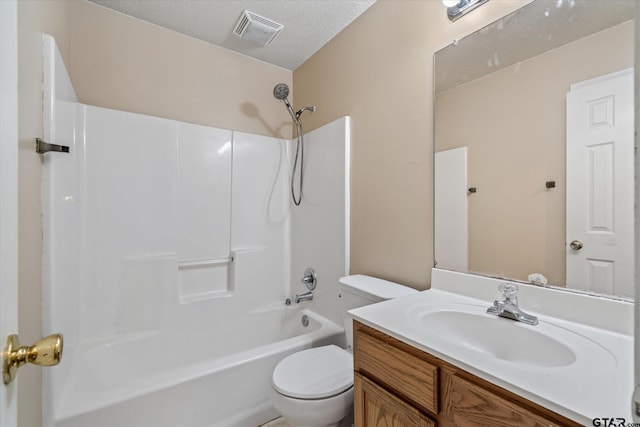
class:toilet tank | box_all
[338,275,418,350]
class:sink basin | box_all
[420,310,574,367]
[406,303,616,371]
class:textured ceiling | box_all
[88,0,377,71]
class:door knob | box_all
[2,333,63,385]
[569,240,584,250]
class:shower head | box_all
[273,83,290,100]
[272,84,315,207]
[273,83,299,124]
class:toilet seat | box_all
[272,345,353,399]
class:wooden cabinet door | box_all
[355,373,436,427]
[444,375,565,427]
[354,324,439,414]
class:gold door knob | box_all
[569,240,584,250]
[2,333,63,385]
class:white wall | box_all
[44,109,294,327]
[231,131,291,310]
[290,117,350,326]
[41,36,78,423]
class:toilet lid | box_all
[272,345,353,399]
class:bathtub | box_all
[51,307,344,427]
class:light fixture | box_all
[443,0,490,21]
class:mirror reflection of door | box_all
[435,147,468,271]
[434,0,633,295]
[566,69,634,298]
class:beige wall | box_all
[293,0,529,289]
[17,2,291,426]
[436,21,633,285]
[68,1,292,138]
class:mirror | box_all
[434,0,634,299]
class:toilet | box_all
[270,274,418,427]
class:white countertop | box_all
[349,269,634,425]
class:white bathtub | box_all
[52,307,344,427]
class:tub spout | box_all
[295,291,313,303]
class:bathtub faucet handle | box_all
[301,267,317,290]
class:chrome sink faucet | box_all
[487,283,538,326]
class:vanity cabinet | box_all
[355,374,436,427]
[353,321,582,427]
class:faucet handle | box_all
[301,267,317,290]
[498,283,518,299]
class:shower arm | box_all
[295,106,316,121]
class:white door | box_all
[435,147,468,271]
[566,69,634,298]
[0,0,19,425]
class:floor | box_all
[260,417,297,427]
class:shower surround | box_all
[41,36,349,427]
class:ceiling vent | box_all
[233,10,284,47]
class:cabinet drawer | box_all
[355,373,436,427]
[354,327,439,414]
[446,375,564,427]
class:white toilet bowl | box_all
[271,345,354,427]
[270,275,417,426]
